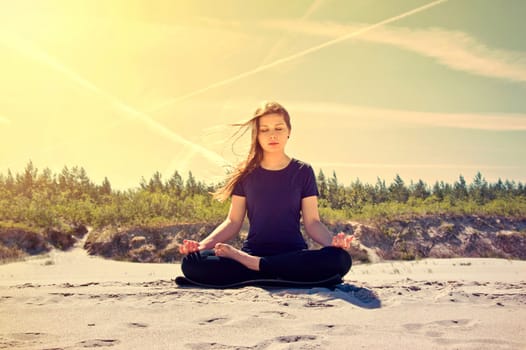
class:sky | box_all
[1,0,525,190]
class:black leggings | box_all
[181,246,352,286]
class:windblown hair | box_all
[213,101,291,202]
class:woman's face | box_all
[257,113,290,154]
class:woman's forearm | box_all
[198,219,242,250]
[304,220,333,247]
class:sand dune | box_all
[0,245,525,349]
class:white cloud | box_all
[260,20,526,83]
[287,101,526,131]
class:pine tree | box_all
[504,180,516,196]
[373,177,389,203]
[348,178,368,209]
[185,171,198,197]
[470,172,489,204]
[166,170,184,197]
[4,170,15,194]
[148,171,164,193]
[317,169,328,200]
[453,175,468,201]
[100,177,112,196]
[58,166,73,193]
[328,171,339,208]
[411,179,430,200]
[491,178,505,199]
[17,161,38,198]
[389,174,409,203]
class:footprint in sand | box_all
[425,331,444,338]
[404,319,474,332]
[11,332,45,340]
[76,339,120,347]
[313,323,362,338]
[127,322,148,328]
[258,310,296,319]
[0,337,22,349]
[403,323,424,331]
[187,335,319,350]
[304,300,334,308]
[316,324,337,331]
[434,319,472,327]
[4,332,62,349]
[258,335,320,349]
[186,343,248,350]
[403,318,478,343]
[198,317,229,325]
[275,335,317,343]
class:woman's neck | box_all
[260,153,291,170]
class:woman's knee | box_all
[181,252,204,279]
[180,255,192,277]
[338,249,352,274]
[322,246,352,274]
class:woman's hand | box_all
[331,232,354,249]
[178,239,200,255]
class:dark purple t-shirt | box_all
[232,158,319,256]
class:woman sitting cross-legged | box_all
[178,101,353,287]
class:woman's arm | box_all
[179,195,246,254]
[301,196,354,249]
[301,196,333,247]
[196,195,247,251]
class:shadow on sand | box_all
[174,277,381,309]
[264,283,382,309]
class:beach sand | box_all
[1,244,525,350]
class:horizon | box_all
[1,0,525,190]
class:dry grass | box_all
[0,243,26,263]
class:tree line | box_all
[0,161,227,230]
[316,170,526,209]
[0,161,525,231]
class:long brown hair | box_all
[213,101,291,202]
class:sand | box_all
[1,244,525,350]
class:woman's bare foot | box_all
[214,243,261,271]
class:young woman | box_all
[178,101,353,286]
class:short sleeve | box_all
[232,178,245,197]
[301,165,319,198]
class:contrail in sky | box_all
[258,0,324,65]
[0,30,228,167]
[150,0,449,113]
[0,0,447,170]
